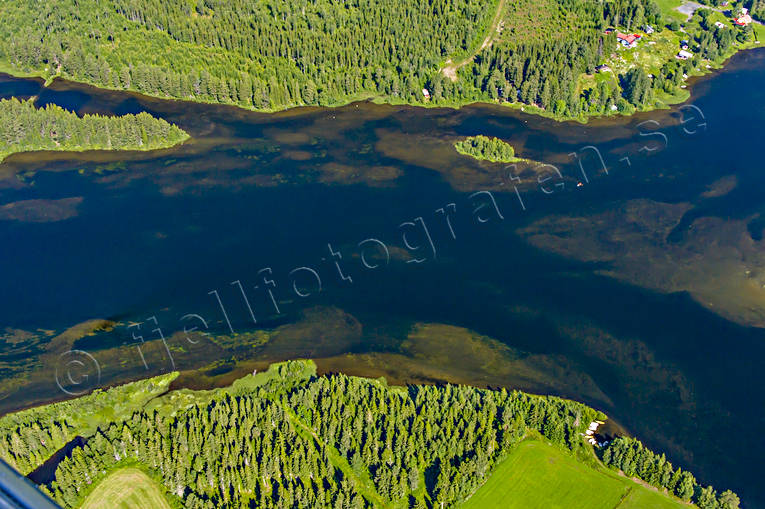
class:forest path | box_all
[283,406,391,508]
[441,0,507,82]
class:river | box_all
[1,48,764,505]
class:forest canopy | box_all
[0,98,188,161]
[0,0,666,118]
[454,135,517,163]
[0,360,740,509]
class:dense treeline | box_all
[454,135,516,162]
[41,361,606,508]
[0,98,188,161]
[0,0,664,118]
[0,0,494,110]
[468,34,603,116]
[622,68,652,106]
[602,437,740,509]
[0,360,741,508]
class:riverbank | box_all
[0,44,755,129]
[0,360,739,509]
[0,0,761,126]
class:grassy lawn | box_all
[654,0,688,21]
[606,30,685,76]
[460,441,690,509]
[752,23,765,43]
[619,486,694,509]
[80,467,171,509]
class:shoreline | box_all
[0,360,731,509]
[0,137,191,165]
[1,44,762,127]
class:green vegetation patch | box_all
[654,0,687,21]
[1,360,740,508]
[41,360,609,508]
[602,436,741,508]
[454,135,518,163]
[618,487,697,509]
[461,440,692,509]
[0,0,758,122]
[0,0,495,110]
[461,440,628,509]
[0,98,188,162]
[80,467,172,509]
[0,372,177,474]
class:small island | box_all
[0,98,188,162]
[454,135,519,163]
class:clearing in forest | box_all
[80,467,172,509]
[460,440,690,509]
[442,0,507,81]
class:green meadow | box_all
[80,468,172,509]
[461,440,690,509]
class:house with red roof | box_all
[617,32,641,49]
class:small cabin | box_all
[676,50,693,60]
[422,88,431,100]
[644,25,655,34]
[595,64,611,73]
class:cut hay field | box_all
[80,467,171,509]
[460,440,690,509]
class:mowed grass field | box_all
[460,441,690,509]
[80,467,171,509]
[654,0,688,21]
